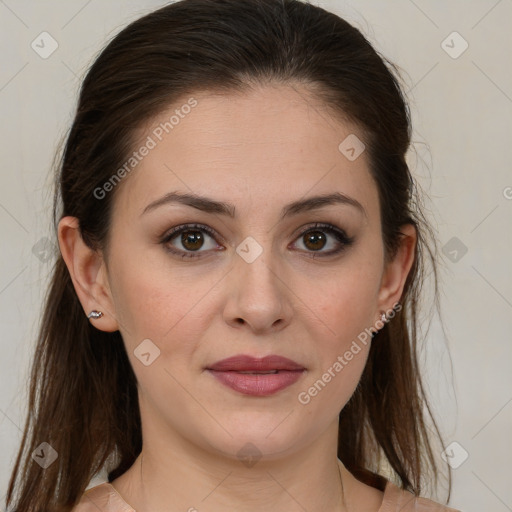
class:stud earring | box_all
[380,311,387,323]
[87,310,103,320]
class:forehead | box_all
[114,84,380,224]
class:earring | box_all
[87,310,103,319]
[380,311,387,323]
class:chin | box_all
[198,417,313,463]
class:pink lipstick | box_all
[206,354,305,396]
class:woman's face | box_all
[94,84,413,462]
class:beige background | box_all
[1,1,511,510]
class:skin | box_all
[59,84,416,512]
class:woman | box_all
[5,0,462,510]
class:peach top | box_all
[72,480,461,511]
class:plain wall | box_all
[1,1,511,510]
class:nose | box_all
[222,247,293,335]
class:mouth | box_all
[234,370,279,374]
[206,369,305,396]
[206,354,305,372]
[205,354,306,396]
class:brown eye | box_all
[303,230,327,251]
[293,223,355,257]
[161,223,221,259]
[180,229,205,251]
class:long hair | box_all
[6,0,451,510]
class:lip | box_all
[207,370,304,396]
[206,354,305,372]
[205,354,306,397]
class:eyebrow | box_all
[141,190,366,220]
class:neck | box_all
[110,419,353,512]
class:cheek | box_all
[298,278,377,415]
[315,262,382,342]
[109,262,211,401]
[108,251,233,388]
[302,252,382,401]
[109,255,209,347]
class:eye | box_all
[160,222,354,260]
[161,223,222,259]
[292,223,354,257]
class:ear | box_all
[57,216,119,332]
[376,223,417,316]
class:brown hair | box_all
[6,0,452,510]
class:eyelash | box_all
[160,222,355,259]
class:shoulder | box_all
[380,480,462,512]
[71,482,135,512]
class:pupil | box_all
[305,231,325,251]
[182,230,203,250]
